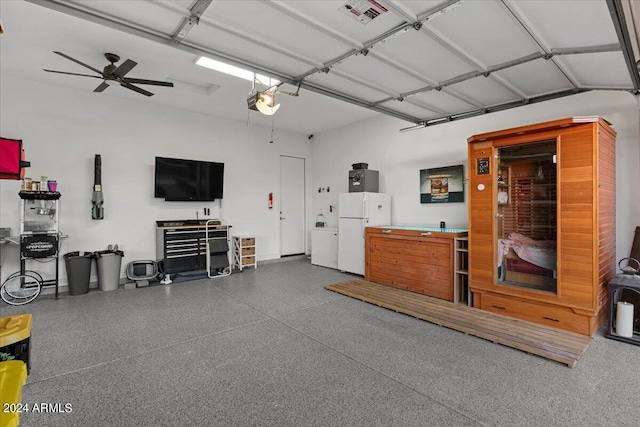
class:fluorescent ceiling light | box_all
[195,56,279,86]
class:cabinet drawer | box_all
[480,293,590,335]
[164,254,204,273]
[242,246,256,255]
[165,230,205,240]
[242,255,256,265]
[166,242,205,256]
[166,241,201,250]
[241,237,255,246]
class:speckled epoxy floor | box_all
[3,259,638,426]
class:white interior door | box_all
[280,155,305,256]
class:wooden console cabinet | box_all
[467,117,616,336]
[365,226,468,301]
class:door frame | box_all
[279,153,309,256]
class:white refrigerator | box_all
[338,192,391,275]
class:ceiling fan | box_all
[43,51,174,97]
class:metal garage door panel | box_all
[186,25,317,78]
[374,29,477,84]
[281,89,380,129]
[396,0,463,17]
[23,0,635,129]
[201,1,354,61]
[449,77,521,108]
[76,1,182,35]
[306,73,391,103]
[378,100,441,120]
[508,0,618,48]
[493,58,572,96]
[168,0,193,8]
[332,55,428,95]
[558,52,633,88]
[278,0,408,44]
[412,90,476,115]
[425,0,540,66]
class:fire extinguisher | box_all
[268,192,273,209]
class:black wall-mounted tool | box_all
[91,154,104,220]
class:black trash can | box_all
[64,251,94,295]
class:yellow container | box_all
[0,314,33,374]
[0,314,32,348]
[0,360,28,427]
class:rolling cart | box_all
[1,196,63,306]
[206,220,231,279]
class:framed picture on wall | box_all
[420,164,464,204]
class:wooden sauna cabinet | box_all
[365,226,468,301]
[467,117,616,336]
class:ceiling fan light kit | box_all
[44,51,174,97]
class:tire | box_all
[1,272,42,305]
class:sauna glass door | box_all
[496,140,557,294]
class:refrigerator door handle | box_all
[361,219,367,238]
[362,197,367,219]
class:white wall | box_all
[0,76,312,285]
[3,79,637,289]
[311,90,640,263]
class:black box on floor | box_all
[1,337,31,373]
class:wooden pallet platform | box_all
[325,279,592,367]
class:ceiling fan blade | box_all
[94,82,109,93]
[53,51,104,76]
[114,59,137,78]
[121,82,154,97]
[122,78,174,87]
[43,69,103,79]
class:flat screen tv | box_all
[154,156,224,201]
